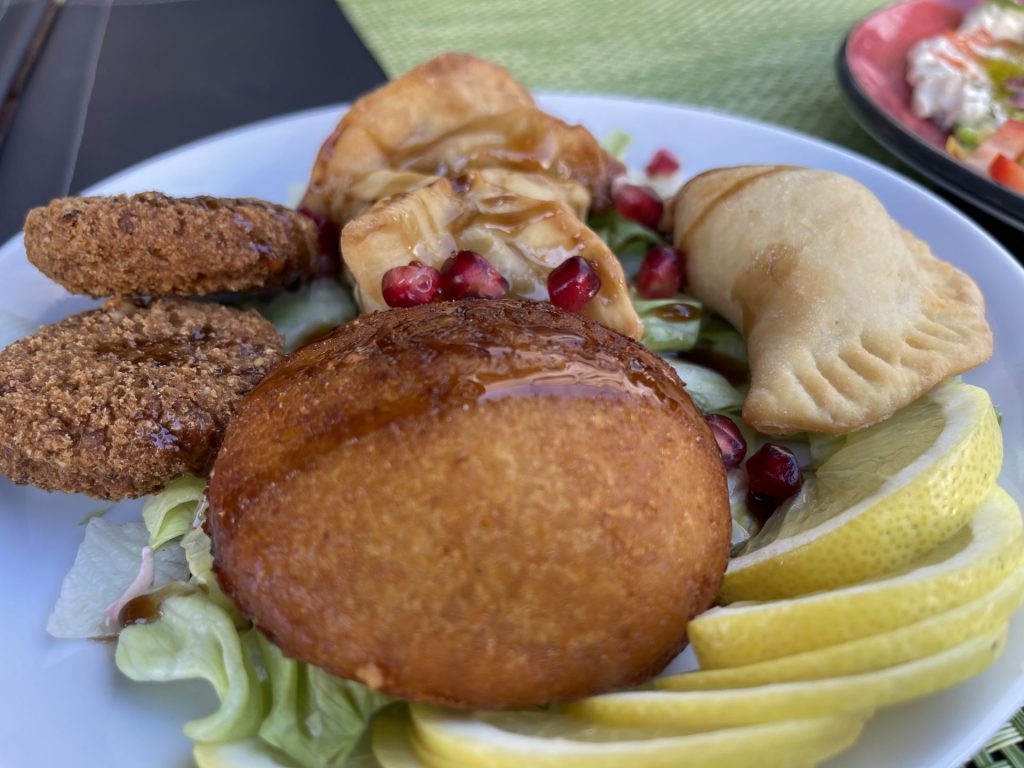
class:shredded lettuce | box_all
[633,295,702,352]
[587,210,665,277]
[48,477,392,765]
[142,474,206,549]
[669,359,746,414]
[256,278,357,352]
[600,129,632,161]
[690,314,749,371]
[46,519,189,639]
[116,594,267,742]
[257,635,392,767]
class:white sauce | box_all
[907,3,1023,131]
[960,3,1024,42]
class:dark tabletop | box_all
[0,0,386,242]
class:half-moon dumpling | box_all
[301,53,621,226]
[671,165,992,435]
[341,172,643,340]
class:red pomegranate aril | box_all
[613,183,664,229]
[745,443,803,514]
[705,414,747,469]
[547,256,602,312]
[635,245,687,298]
[381,262,442,308]
[440,250,509,300]
[645,148,681,176]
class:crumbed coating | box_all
[209,299,730,709]
[0,298,282,500]
[23,192,320,298]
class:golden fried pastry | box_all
[671,165,992,435]
[24,193,319,298]
[300,52,622,226]
[0,298,282,500]
[208,299,730,709]
[341,172,643,339]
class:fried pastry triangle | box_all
[672,166,992,435]
[342,172,642,340]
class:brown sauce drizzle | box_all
[118,582,195,627]
[649,303,701,322]
[678,167,796,251]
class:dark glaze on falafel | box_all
[23,193,320,297]
[0,298,282,499]
[208,299,730,709]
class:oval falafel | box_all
[23,193,320,298]
[208,299,730,709]
[0,298,282,500]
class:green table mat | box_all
[337,2,1021,765]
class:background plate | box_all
[0,94,1022,768]
[837,0,1024,232]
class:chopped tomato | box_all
[966,120,1024,173]
[645,148,680,176]
[989,154,1024,193]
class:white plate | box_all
[0,95,1022,768]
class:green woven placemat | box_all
[336,1,1020,765]
[338,0,892,161]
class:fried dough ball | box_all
[300,52,623,226]
[23,193,319,298]
[208,299,730,709]
[0,298,282,499]
[340,173,643,339]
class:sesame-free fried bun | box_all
[208,299,730,709]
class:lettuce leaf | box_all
[142,474,206,549]
[587,211,665,277]
[116,594,267,742]
[256,278,357,352]
[633,296,702,352]
[257,635,392,767]
[47,519,189,639]
[669,359,746,414]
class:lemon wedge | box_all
[566,626,1006,729]
[409,704,864,768]
[690,486,1021,669]
[662,560,1024,691]
[193,739,295,768]
[723,382,1002,601]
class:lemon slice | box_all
[690,486,1021,669]
[723,382,1002,601]
[194,739,295,768]
[661,561,1024,690]
[567,626,1006,729]
[409,704,864,768]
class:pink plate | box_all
[837,0,1024,230]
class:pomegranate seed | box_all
[635,245,687,298]
[613,183,664,229]
[745,443,803,517]
[705,414,747,469]
[547,256,602,312]
[298,207,342,277]
[440,250,509,300]
[381,262,442,307]
[645,148,680,176]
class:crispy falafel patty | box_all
[0,298,282,500]
[208,299,730,709]
[23,193,319,297]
